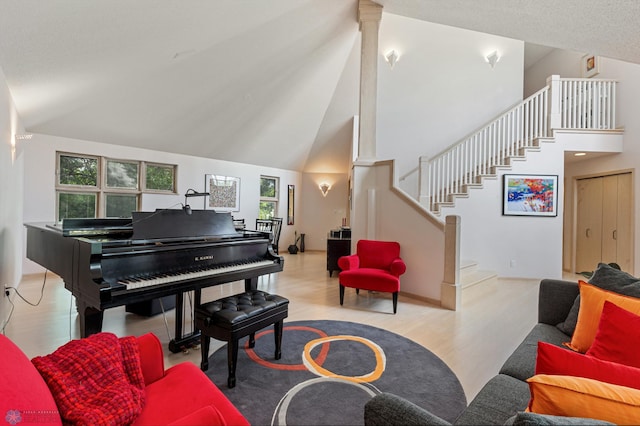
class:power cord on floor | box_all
[1,271,49,334]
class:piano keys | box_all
[25,209,284,352]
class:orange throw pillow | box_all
[527,374,640,424]
[566,281,640,353]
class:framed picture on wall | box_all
[581,54,600,78]
[503,174,558,217]
[287,184,295,225]
[204,174,240,211]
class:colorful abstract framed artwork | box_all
[204,174,240,212]
[503,174,558,217]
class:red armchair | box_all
[0,332,249,426]
[337,240,406,314]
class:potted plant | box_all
[288,231,301,254]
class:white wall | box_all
[21,134,302,273]
[526,52,640,274]
[438,142,565,279]
[0,66,24,328]
[377,13,524,180]
[300,172,349,251]
[351,161,445,301]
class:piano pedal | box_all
[181,343,200,355]
[169,332,201,354]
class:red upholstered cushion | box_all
[168,406,227,426]
[535,341,640,390]
[31,332,145,426]
[389,258,407,277]
[337,254,359,271]
[0,334,62,425]
[339,268,401,292]
[133,362,249,426]
[586,301,640,368]
[356,240,401,270]
[137,332,166,385]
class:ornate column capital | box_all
[358,0,382,30]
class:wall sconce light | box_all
[319,182,331,197]
[385,50,400,69]
[485,51,500,68]
[15,133,33,142]
[11,134,33,164]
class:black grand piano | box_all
[25,209,283,352]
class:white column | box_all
[357,0,382,162]
[547,74,561,131]
[441,215,461,311]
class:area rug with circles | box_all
[203,319,467,425]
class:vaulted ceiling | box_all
[1,1,638,172]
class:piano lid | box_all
[131,209,241,240]
[57,218,133,237]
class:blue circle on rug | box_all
[204,320,467,425]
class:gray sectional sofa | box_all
[364,264,634,425]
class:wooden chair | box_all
[255,218,283,254]
[271,218,283,254]
[232,217,245,231]
[255,219,273,233]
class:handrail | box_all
[428,86,550,162]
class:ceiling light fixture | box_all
[574,152,587,157]
[385,50,400,69]
[485,51,500,68]
[319,182,331,197]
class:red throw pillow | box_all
[586,301,640,368]
[536,341,640,390]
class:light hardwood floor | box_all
[5,251,546,402]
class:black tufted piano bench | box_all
[195,290,289,388]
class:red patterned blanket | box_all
[32,332,146,426]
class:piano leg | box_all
[168,290,202,353]
[77,300,104,338]
[245,277,258,291]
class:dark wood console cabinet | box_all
[327,237,351,277]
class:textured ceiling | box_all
[0,0,638,172]
[376,0,640,64]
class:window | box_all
[259,176,279,219]
[145,163,176,192]
[59,154,98,187]
[58,192,97,220]
[106,159,139,189]
[55,152,177,221]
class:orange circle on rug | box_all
[245,325,330,371]
[303,335,386,383]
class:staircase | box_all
[403,75,619,292]
[460,260,497,289]
[416,76,617,214]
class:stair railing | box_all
[414,75,617,213]
[558,78,617,130]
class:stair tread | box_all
[461,269,498,288]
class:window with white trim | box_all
[55,152,177,221]
[259,176,279,219]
